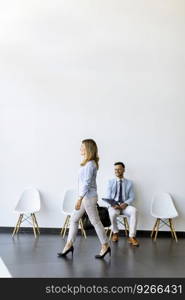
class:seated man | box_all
[105,162,139,246]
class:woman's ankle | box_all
[102,243,109,249]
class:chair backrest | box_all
[151,192,178,218]
[62,189,78,214]
[15,188,41,213]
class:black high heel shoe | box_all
[95,247,111,259]
[57,246,74,257]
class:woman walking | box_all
[57,139,111,259]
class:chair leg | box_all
[31,213,37,238]
[154,218,160,241]
[124,217,129,236]
[169,218,175,239]
[12,214,22,237]
[15,214,24,234]
[169,219,178,242]
[79,218,87,239]
[60,216,68,235]
[125,218,129,232]
[62,215,70,238]
[151,219,158,238]
[33,214,40,234]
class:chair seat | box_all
[61,210,74,216]
[14,210,39,214]
[151,213,178,219]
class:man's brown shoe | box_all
[112,233,119,242]
[128,237,139,247]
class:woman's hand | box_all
[75,199,82,210]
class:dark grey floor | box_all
[0,232,185,278]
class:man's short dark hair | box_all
[114,162,125,168]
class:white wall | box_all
[0,0,185,230]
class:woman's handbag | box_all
[82,204,111,229]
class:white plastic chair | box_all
[12,187,41,238]
[151,192,178,242]
[60,189,87,238]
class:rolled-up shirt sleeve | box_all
[79,163,94,198]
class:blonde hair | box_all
[80,139,99,169]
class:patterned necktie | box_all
[118,179,123,203]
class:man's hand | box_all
[113,205,122,210]
[75,199,82,210]
[119,203,128,210]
